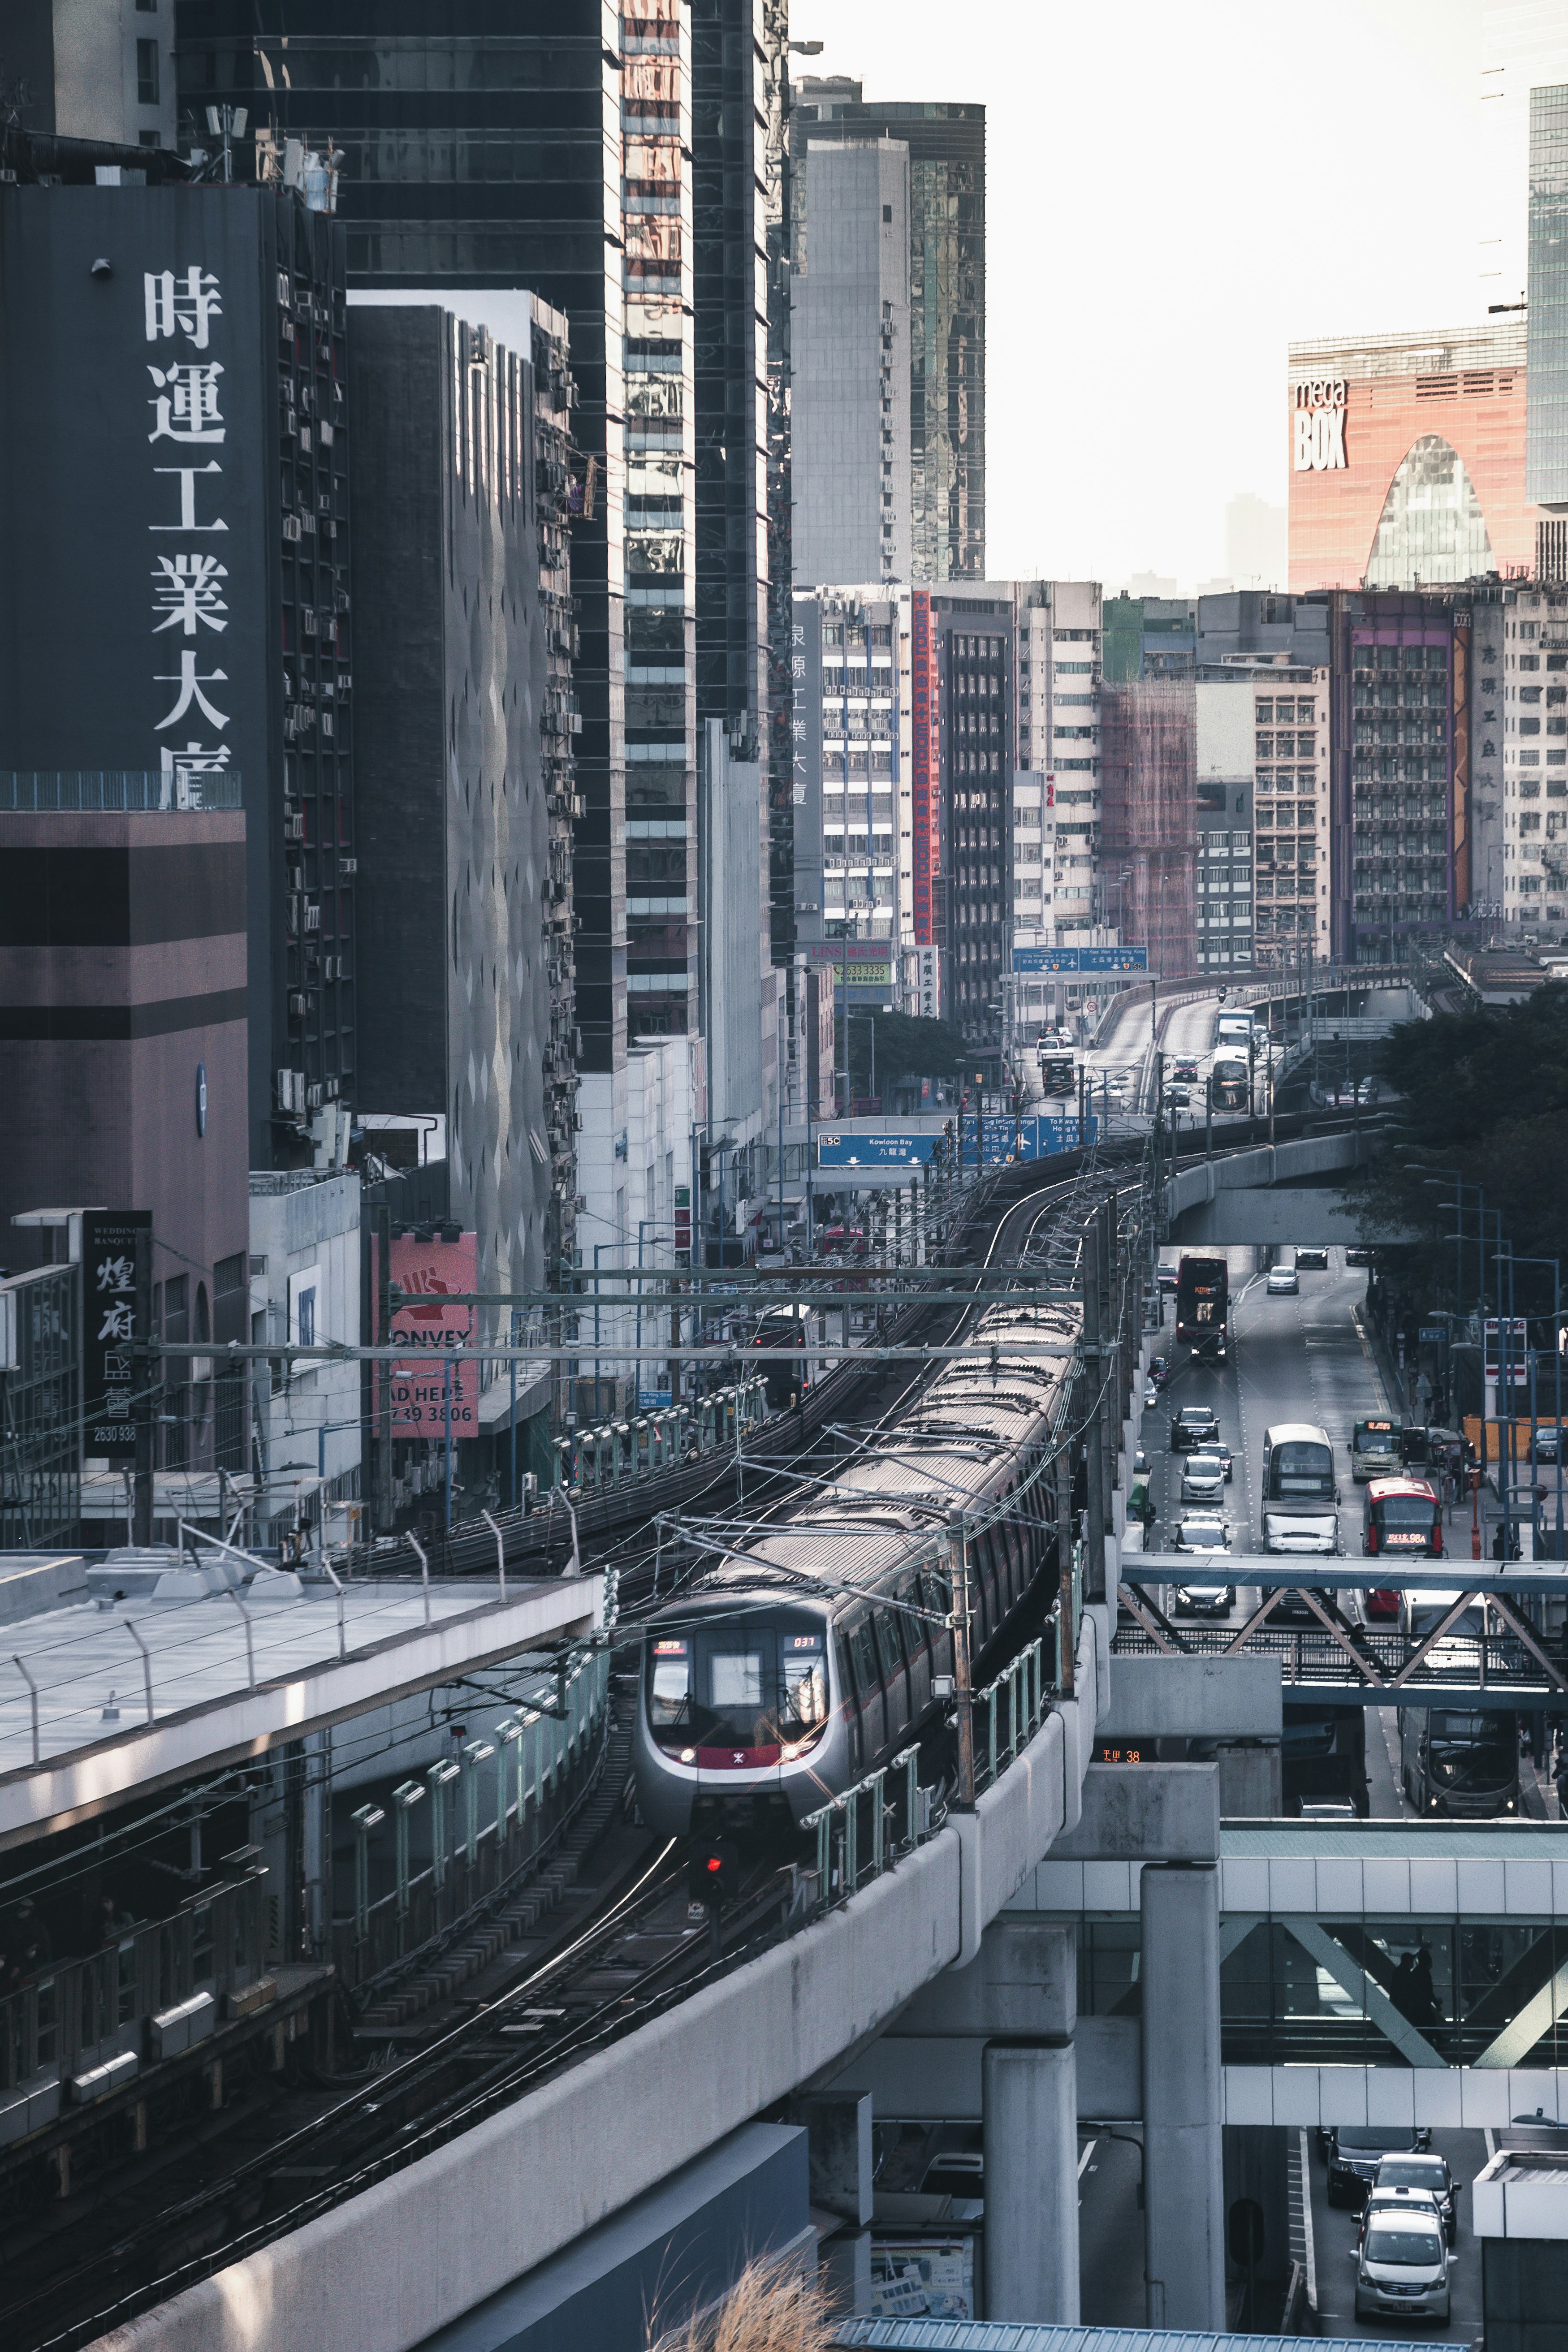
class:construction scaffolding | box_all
[1099,678,1199,979]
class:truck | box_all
[1175,1254,1229,1357]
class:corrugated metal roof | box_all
[834,2326,1451,2352]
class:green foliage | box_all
[1352,982,1568,1319]
[843,1009,970,1096]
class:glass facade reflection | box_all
[1366,437,1495,588]
[1075,1914,1568,2071]
[1527,83,1568,514]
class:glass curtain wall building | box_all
[176,2,631,1081]
[792,81,984,583]
[1528,82,1568,565]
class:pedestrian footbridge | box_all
[1017,1808,1568,2132]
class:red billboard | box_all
[379,1230,478,1434]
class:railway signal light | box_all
[688,1836,739,1907]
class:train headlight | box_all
[680,1748,696,1764]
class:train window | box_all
[901,1576,930,1660]
[649,1644,691,1729]
[873,1609,907,1678]
[851,1619,879,1694]
[708,1647,765,1711]
[781,1644,828,1734]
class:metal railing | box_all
[803,1742,931,1908]
[552,1377,770,1493]
[337,1646,610,1991]
[0,768,242,811]
[0,1860,268,2106]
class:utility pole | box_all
[133,1239,157,1548]
[950,1520,975,1806]
[1056,1440,1075,1696]
[1082,1225,1106,1605]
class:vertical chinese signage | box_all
[144,259,236,792]
[82,1212,152,1460]
[381,1232,479,1434]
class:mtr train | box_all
[633,1294,1082,1838]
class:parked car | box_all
[1180,1450,1228,1504]
[1266,1265,1299,1296]
[1369,2153,1459,2246]
[1171,1405,1219,1452]
[1171,1510,1231,1555]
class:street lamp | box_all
[1511,1255,1564,1560]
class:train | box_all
[632,1292,1083,1838]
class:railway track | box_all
[3,1152,1139,2352]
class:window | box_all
[882,204,892,223]
[136,38,160,104]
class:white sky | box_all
[789,0,1491,592]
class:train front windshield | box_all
[647,1630,829,1754]
[1269,1441,1334,1499]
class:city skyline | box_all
[793,0,1505,591]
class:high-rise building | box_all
[0,169,354,1172]
[9,0,181,151]
[793,81,984,583]
[177,0,632,1099]
[1527,82,1568,537]
[1477,0,1568,310]
[1287,322,1538,591]
[1335,594,1467,965]
[790,138,913,587]
[349,300,576,1337]
[1099,683,1198,986]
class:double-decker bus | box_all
[1398,1708,1519,1817]
[1175,1254,1229,1357]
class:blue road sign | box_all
[1011,946,1147,974]
[817,1116,1097,1168]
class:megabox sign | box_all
[1293,376,1347,473]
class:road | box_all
[1307,2126,1488,2342]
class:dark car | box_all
[1322,2124,1432,2207]
[1171,1405,1219,1452]
[1149,1355,1170,1388]
[1295,1246,1330,1271]
[1157,1265,1179,1294]
[1534,1425,1566,1465]
[1272,1582,1337,1625]
[1369,2153,1459,2245]
[1345,1246,1371,1268]
[1173,1059,1198,1083]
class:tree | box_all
[1349,981,1568,1327]
[843,1009,970,1098]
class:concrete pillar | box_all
[982,2038,1080,2324]
[1140,1861,1224,2329]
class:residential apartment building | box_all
[792,81,985,583]
[1234,669,1330,972]
[1495,584,1568,928]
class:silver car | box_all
[1266,1265,1298,1295]
[1172,1510,1231,1554]
[1355,2210,1449,2324]
[1180,1449,1227,1503]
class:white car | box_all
[1172,1510,1231,1553]
[1174,1577,1235,1616]
[1354,2207,1450,2325]
[1266,1265,1299,1296]
[1180,1451,1228,1503]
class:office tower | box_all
[1477,0,1568,309]
[1528,81,1568,547]
[790,139,914,587]
[350,301,576,1325]
[9,0,181,151]
[1337,595,1464,965]
[1287,322,1536,591]
[1224,492,1287,591]
[0,168,354,1173]
[793,82,985,582]
[177,2,631,1096]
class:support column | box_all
[983,2038,1080,2323]
[1141,1861,1224,2329]
[302,1727,332,1959]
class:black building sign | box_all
[82,1211,151,1460]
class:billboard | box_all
[383,1231,479,1433]
[1013,946,1148,975]
[82,1211,152,1460]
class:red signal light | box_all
[706,1855,722,1873]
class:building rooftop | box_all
[1287,318,1529,379]
[0,1566,601,1850]
[1473,2145,1568,2239]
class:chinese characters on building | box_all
[82,1212,152,1460]
[145,265,233,798]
